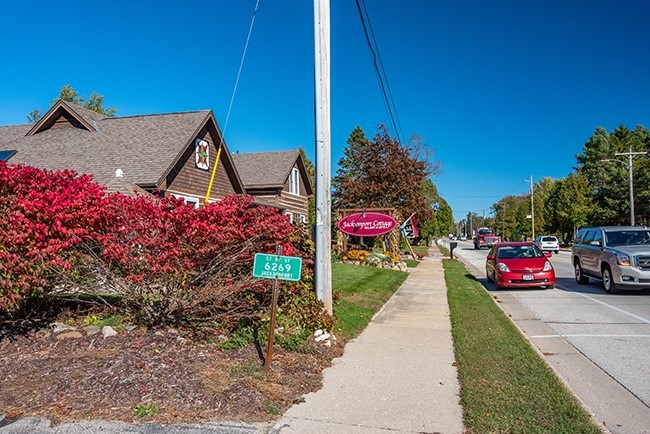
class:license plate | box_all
[522,274,534,281]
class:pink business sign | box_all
[337,212,397,236]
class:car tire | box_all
[544,283,554,289]
[574,261,589,285]
[555,250,559,254]
[486,271,493,283]
[602,265,621,294]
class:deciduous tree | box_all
[332,125,435,225]
[27,84,117,123]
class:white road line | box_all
[531,334,650,339]
[574,292,650,324]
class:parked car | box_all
[572,226,650,294]
[534,235,560,254]
[486,242,555,289]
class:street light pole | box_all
[601,144,647,226]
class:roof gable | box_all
[159,111,245,195]
[26,100,106,136]
[232,149,313,195]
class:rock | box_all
[315,332,330,342]
[56,331,83,340]
[102,326,118,338]
[314,329,324,337]
[50,322,75,333]
[125,325,137,332]
[84,326,101,336]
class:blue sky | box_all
[1,1,649,221]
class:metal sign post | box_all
[252,250,302,370]
[263,277,280,371]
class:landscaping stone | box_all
[84,326,101,336]
[56,331,83,340]
[101,326,118,338]
[50,322,75,333]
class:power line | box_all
[222,0,261,135]
[354,0,403,143]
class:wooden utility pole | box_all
[313,0,332,315]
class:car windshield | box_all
[497,245,544,259]
[605,230,650,247]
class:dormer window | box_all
[289,167,299,195]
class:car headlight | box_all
[497,263,510,272]
[543,260,553,271]
[616,253,631,266]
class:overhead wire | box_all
[205,0,260,204]
[354,0,404,144]
[223,0,261,135]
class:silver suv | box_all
[572,226,650,293]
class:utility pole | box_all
[601,143,647,226]
[526,175,535,241]
[313,0,332,315]
[615,145,647,226]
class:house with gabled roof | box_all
[0,100,245,206]
[232,149,313,224]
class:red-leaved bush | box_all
[1,162,327,333]
[0,162,105,313]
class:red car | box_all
[485,242,555,289]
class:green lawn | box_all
[332,262,407,340]
[443,259,601,434]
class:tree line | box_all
[488,124,650,244]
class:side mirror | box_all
[544,251,552,258]
[590,240,601,247]
[486,254,494,260]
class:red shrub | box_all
[0,162,325,332]
[0,162,105,313]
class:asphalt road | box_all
[443,239,650,434]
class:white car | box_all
[534,235,560,254]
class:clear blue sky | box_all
[2,1,649,221]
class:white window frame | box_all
[172,194,200,209]
[285,212,294,223]
[289,167,300,195]
[299,214,307,224]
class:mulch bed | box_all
[0,326,342,427]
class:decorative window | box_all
[285,212,294,223]
[195,138,209,170]
[289,167,300,195]
[299,215,307,224]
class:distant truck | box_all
[474,227,499,250]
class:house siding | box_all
[164,127,236,203]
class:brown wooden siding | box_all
[52,112,85,130]
[281,162,310,197]
[164,127,237,203]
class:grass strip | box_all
[332,262,407,340]
[443,259,602,434]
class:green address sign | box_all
[253,253,302,282]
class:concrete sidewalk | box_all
[270,250,464,433]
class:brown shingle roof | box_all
[0,101,212,187]
[232,149,302,188]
